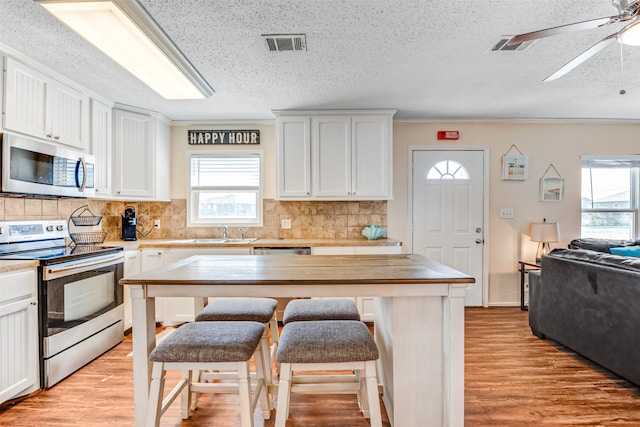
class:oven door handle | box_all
[46,255,123,276]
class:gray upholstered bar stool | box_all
[275,320,382,427]
[196,298,279,385]
[146,321,270,427]
[282,298,361,324]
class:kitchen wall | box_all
[3,119,639,305]
[389,120,640,305]
[0,197,386,242]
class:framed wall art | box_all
[502,144,528,180]
[539,164,563,202]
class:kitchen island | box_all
[121,254,474,427]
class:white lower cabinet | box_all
[311,245,400,321]
[0,268,39,404]
[122,250,141,331]
[140,248,251,326]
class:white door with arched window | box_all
[411,149,487,306]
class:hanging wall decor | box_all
[502,144,528,180]
[540,163,564,202]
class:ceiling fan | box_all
[508,0,640,81]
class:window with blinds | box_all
[188,152,263,226]
[581,155,640,239]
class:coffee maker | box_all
[121,207,137,241]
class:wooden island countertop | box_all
[122,254,474,427]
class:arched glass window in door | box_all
[427,160,469,180]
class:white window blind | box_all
[190,155,260,188]
[187,152,263,227]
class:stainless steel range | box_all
[0,220,124,389]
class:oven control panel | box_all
[0,220,68,244]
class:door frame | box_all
[408,145,490,307]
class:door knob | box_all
[475,239,484,244]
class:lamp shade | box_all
[530,222,560,243]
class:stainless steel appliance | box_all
[1,132,96,197]
[0,220,124,388]
[121,206,137,241]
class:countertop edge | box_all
[0,260,39,274]
[105,238,402,251]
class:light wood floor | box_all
[1,307,638,426]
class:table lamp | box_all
[530,219,560,263]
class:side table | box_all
[519,260,541,311]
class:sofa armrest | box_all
[527,270,543,337]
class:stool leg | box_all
[269,314,280,374]
[237,361,254,427]
[190,369,200,411]
[146,362,166,427]
[275,363,292,427]
[260,325,273,386]
[253,344,272,417]
[356,369,371,418]
[365,361,382,427]
[180,370,192,419]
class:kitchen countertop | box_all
[105,238,402,251]
[0,259,39,274]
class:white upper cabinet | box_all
[351,115,392,198]
[90,99,113,198]
[113,108,154,198]
[274,110,395,200]
[312,115,351,197]
[3,57,89,150]
[276,115,311,197]
[112,107,170,201]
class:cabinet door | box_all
[0,269,39,404]
[113,109,154,198]
[3,57,48,138]
[90,99,113,198]
[48,81,90,150]
[351,115,392,199]
[123,250,141,331]
[154,117,170,201]
[276,116,311,197]
[140,250,165,322]
[312,116,351,197]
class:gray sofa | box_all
[528,247,640,386]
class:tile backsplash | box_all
[0,195,387,242]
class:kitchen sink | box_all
[171,238,259,244]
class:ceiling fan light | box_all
[35,0,213,100]
[618,21,640,45]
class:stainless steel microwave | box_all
[1,133,95,198]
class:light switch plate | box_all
[500,208,514,219]
[281,219,292,229]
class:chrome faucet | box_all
[218,225,228,240]
[239,228,244,240]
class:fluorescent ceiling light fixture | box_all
[35,0,214,99]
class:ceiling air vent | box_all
[262,34,307,52]
[491,35,533,51]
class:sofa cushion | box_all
[568,238,638,253]
[546,248,640,273]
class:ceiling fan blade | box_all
[543,33,618,82]
[508,15,630,45]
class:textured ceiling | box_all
[2,0,640,122]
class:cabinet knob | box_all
[30,301,38,306]
[46,134,52,138]
[54,136,60,140]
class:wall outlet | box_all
[499,208,514,219]
[154,219,160,229]
[281,219,292,229]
